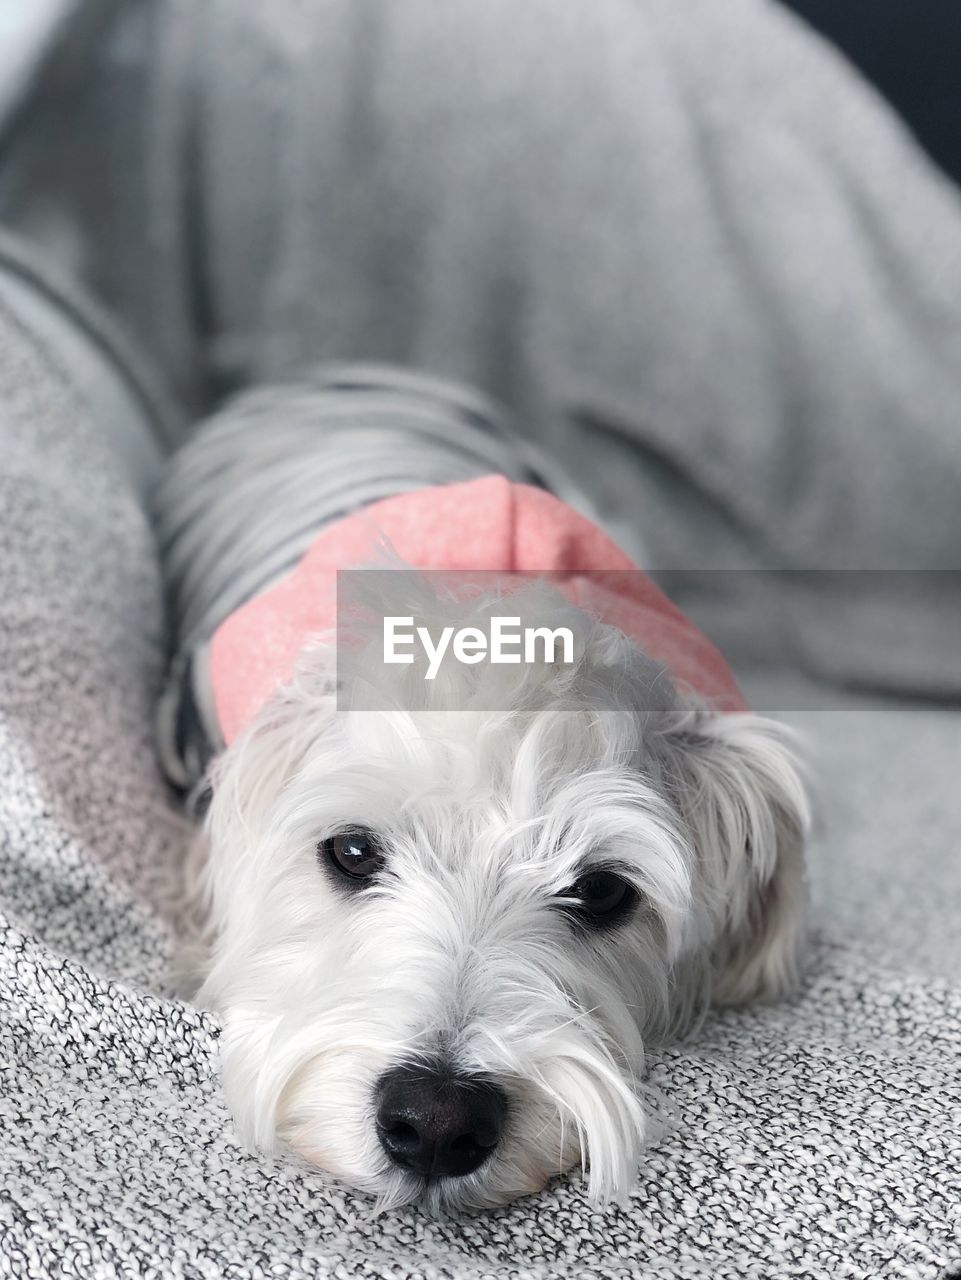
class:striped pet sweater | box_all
[153,365,744,794]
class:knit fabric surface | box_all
[1,288,959,1280]
[1,0,961,1274]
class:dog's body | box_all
[156,367,808,1212]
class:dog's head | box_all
[187,578,808,1212]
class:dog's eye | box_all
[320,829,385,883]
[560,870,636,928]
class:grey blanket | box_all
[6,0,961,697]
[1,0,960,1276]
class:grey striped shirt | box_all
[153,364,566,796]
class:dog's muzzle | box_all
[375,1062,507,1179]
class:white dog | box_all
[158,368,808,1213]
[178,574,808,1213]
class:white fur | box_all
[182,576,809,1212]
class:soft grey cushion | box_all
[0,280,957,1277]
[1,0,960,1274]
[5,0,961,699]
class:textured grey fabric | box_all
[0,268,958,1278]
[151,364,559,790]
[0,0,77,131]
[0,229,179,480]
[3,0,961,700]
[1,0,961,1275]
[0,0,204,412]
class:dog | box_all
[156,367,809,1213]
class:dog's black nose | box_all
[375,1063,507,1179]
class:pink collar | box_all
[210,476,746,742]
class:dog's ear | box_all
[205,674,335,842]
[181,660,338,990]
[659,707,810,1005]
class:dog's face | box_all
[188,582,808,1212]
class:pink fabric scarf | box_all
[211,476,747,743]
